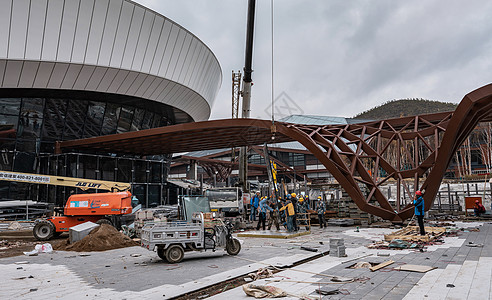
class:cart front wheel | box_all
[226,238,241,255]
[165,245,184,263]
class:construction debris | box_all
[242,284,287,298]
[248,268,274,281]
[54,224,138,252]
[394,264,437,273]
[369,260,394,272]
[23,243,53,256]
[384,226,446,242]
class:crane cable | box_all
[271,0,275,125]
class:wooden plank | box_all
[395,264,437,273]
[369,260,394,272]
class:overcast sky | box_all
[135,0,492,121]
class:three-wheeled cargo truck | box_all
[140,212,241,263]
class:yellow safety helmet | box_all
[299,197,304,202]
[317,196,322,199]
[291,193,296,198]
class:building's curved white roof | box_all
[0,0,221,122]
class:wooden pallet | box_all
[383,226,446,242]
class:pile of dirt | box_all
[53,224,138,252]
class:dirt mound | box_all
[53,224,138,252]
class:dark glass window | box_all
[63,100,88,140]
[0,98,21,115]
[141,111,154,129]
[13,152,36,173]
[117,158,132,182]
[0,152,14,171]
[66,154,78,178]
[150,162,161,183]
[101,103,120,135]
[132,184,146,206]
[0,114,18,151]
[15,139,39,153]
[131,108,145,131]
[117,106,134,133]
[151,114,161,128]
[100,157,115,181]
[148,185,160,207]
[134,160,147,183]
[42,99,67,141]
[19,98,44,139]
[83,101,105,138]
[81,155,97,179]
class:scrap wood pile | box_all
[367,226,454,250]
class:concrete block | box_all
[69,221,99,244]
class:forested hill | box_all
[354,99,457,120]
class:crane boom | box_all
[0,170,131,192]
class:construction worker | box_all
[250,191,260,221]
[474,199,486,217]
[279,199,295,232]
[267,199,281,231]
[290,193,299,231]
[316,196,326,228]
[256,196,272,230]
[413,190,425,235]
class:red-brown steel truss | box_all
[58,84,492,222]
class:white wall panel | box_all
[165,30,186,78]
[172,33,193,82]
[135,75,154,97]
[57,0,80,62]
[85,0,109,65]
[71,0,94,63]
[0,0,12,58]
[178,38,196,83]
[150,20,172,75]
[86,66,108,90]
[117,71,138,94]
[0,0,220,122]
[142,77,162,99]
[33,62,55,88]
[121,5,144,70]
[18,61,39,87]
[9,0,30,59]
[184,43,202,85]
[61,64,82,89]
[73,65,95,90]
[98,0,122,66]
[110,1,133,68]
[95,67,117,91]
[47,63,69,88]
[42,0,64,61]
[107,70,129,93]
[141,17,163,73]
[157,25,178,77]
[127,73,147,95]
[3,61,22,87]
[132,10,154,71]
[25,0,47,60]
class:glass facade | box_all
[0,92,182,206]
[36,153,171,207]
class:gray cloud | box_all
[136,0,492,120]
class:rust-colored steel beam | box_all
[58,84,492,222]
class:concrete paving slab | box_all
[237,229,311,238]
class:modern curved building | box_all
[0,0,222,207]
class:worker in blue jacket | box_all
[250,191,260,221]
[256,197,273,230]
[413,190,425,235]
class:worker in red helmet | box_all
[473,199,486,217]
[413,190,425,235]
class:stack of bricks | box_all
[329,238,346,257]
